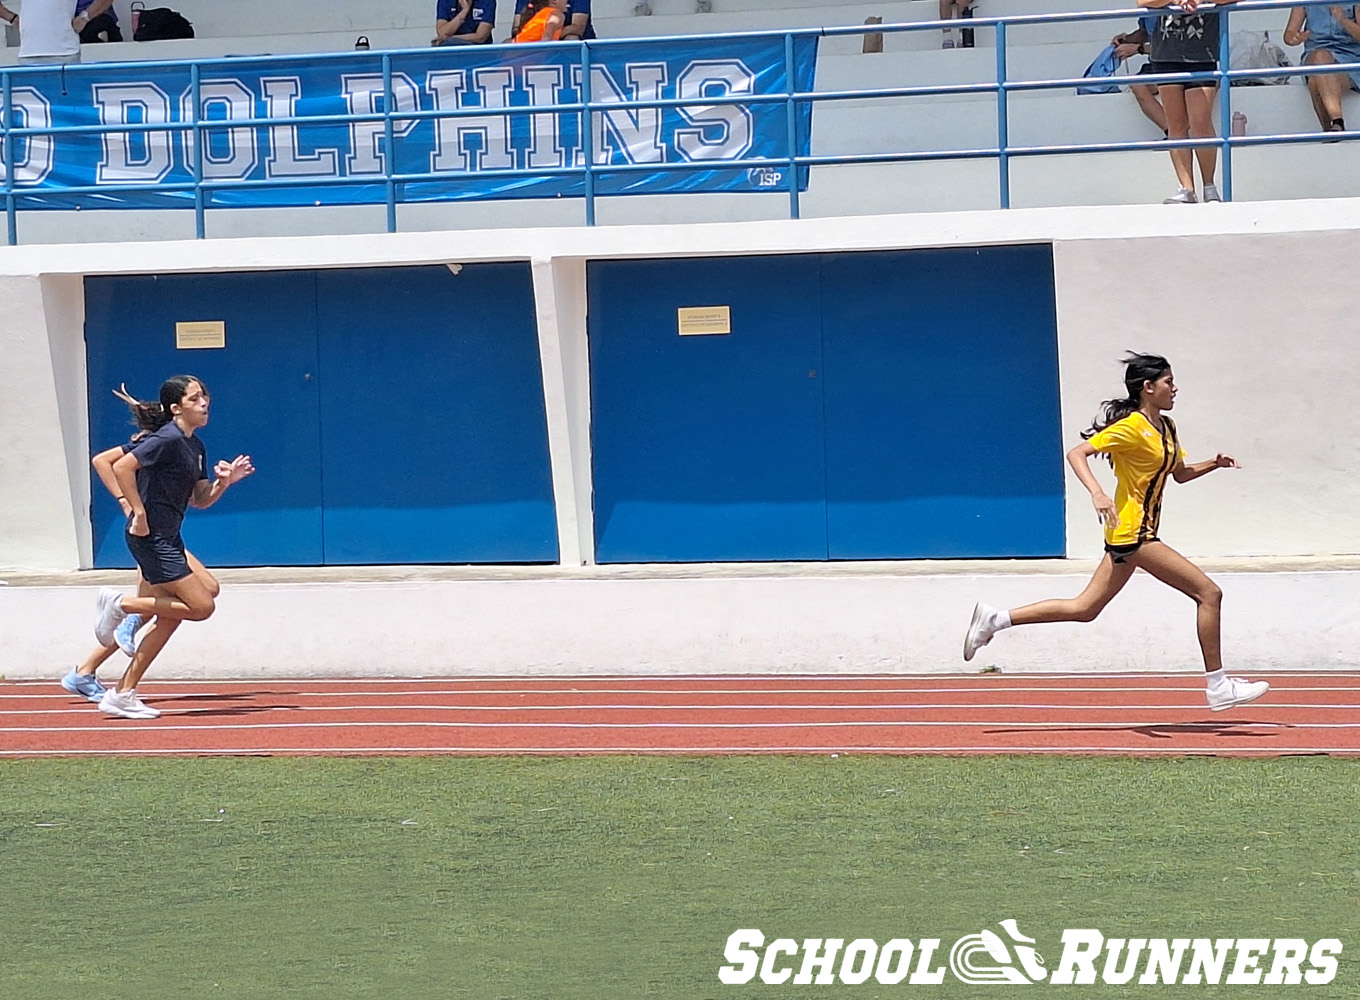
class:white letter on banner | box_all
[179,80,258,180]
[0,88,54,184]
[522,66,566,170]
[341,73,420,175]
[92,83,173,183]
[589,63,666,166]
[426,68,514,172]
[261,77,338,178]
[673,60,754,162]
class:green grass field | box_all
[1,755,1355,999]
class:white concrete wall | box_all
[6,567,1358,678]
[2,199,1358,676]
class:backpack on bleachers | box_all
[133,8,195,41]
[1076,45,1124,95]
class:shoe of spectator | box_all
[1201,184,1222,203]
[1162,187,1197,204]
[632,1,652,14]
[695,0,712,11]
[942,38,956,49]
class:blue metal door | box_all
[85,271,324,567]
[588,254,827,562]
[821,246,1065,558]
[314,264,557,563]
[586,247,1064,563]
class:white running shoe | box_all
[1201,184,1222,203]
[963,602,1000,662]
[98,688,161,720]
[1162,187,1197,204]
[94,587,127,647]
[1206,677,1269,712]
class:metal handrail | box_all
[0,0,1355,243]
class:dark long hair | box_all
[518,0,553,23]
[1081,352,1170,441]
[112,375,207,437]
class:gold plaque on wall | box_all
[175,321,226,349]
[677,306,731,336]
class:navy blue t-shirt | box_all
[514,0,594,39]
[438,0,497,38]
[129,422,207,536]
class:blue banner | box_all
[1,37,818,209]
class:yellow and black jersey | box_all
[1086,412,1185,546]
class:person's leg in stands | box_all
[1185,82,1220,192]
[1304,49,1347,130]
[1159,83,1198,199]
[1132,78,1168,135]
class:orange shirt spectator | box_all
[513,0,565,41]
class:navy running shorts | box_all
[125,530,192,585]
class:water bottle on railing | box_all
[1232,111,1247,137]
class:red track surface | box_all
[2,673,1358,757]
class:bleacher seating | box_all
[1,0,1354,243]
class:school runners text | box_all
[720,921,1341,986]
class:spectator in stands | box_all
[513,0,593,41]
[433,0,496,45]
[1138,0,1241,204]
[940,0,974,49]
[76,0,120,42]
[514,0,565,42]
[0,0,116,63]
[1112,17,1169,137]
[1284,4,1360,133]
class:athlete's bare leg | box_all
[114,564,217,693]
[1125,540,1224,672]
[1008,553,1137,626]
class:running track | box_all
[1,674,1358,757]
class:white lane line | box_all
[0,746,1352,757]
[2,702,1357,717]
[0,719,1339,733]
[5,685,1360,700]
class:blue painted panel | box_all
[820,246,1065,558]
[588,255,827,562]
[84,272,324,567]
[314,265,557,564]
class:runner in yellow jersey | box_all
[963,352,1269,711]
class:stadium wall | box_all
[1,199,1357,676]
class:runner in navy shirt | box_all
[92,376,254,720]
[434,0,496,45]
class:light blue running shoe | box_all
[61,669,106,703]
[114,613,144,657]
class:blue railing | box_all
[0,0,1355,244]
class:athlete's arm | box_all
[112,451,149,537]
[1067,441,1118,526]
[92,446,133,517]
[1172,453,1239,483]
[191,455,256,509]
